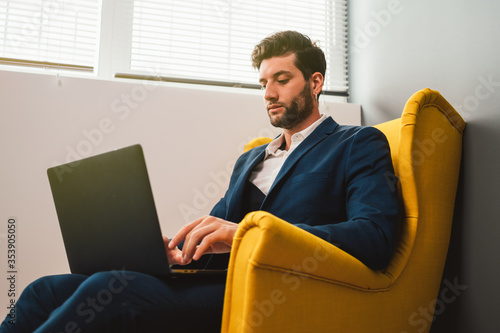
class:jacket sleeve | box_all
[292,127,399,270]
[209,197,227,219]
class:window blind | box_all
[114,0,348,94]
[0,0,100,72]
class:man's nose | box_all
[264,83,278,102]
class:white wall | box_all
[0,69,360,317]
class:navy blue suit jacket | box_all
[209,116,399,270]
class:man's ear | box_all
[310,72,324,96]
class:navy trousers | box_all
[0,271,226,332]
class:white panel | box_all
[0,70,359,317]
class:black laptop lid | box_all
[47,145,170,276]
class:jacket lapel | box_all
[224,116,338,220]
[264,117,338,201]
[225,145,267,220]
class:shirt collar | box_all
[266,114,328,156]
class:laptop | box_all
[47,144,225,277]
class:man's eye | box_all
[260,84,266,90]
[278,79,289,85]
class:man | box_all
[1,31,398,332]
[168,31,398,271]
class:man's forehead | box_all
[259,54,299,79]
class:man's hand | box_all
[168,216,238,265]
[163,236,190,266]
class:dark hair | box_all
[251,30,326,81]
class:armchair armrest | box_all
[222,211,396,332]
[229,211,392,290]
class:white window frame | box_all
[1,0,348,96]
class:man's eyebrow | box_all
[272,70,293,78]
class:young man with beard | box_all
[0,31,398,332]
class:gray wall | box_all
[348,0,500,331]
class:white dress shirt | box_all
[248,114,327,195]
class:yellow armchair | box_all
[221,88,465,332]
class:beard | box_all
[268,83,315,130]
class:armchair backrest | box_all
[374,88,465,294]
